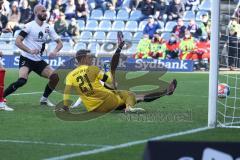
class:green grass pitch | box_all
[0,69,239,160]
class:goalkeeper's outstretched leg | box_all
[115,79,177,113]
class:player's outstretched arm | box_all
[63,85,72,111]
[110,41,125,89]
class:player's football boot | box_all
[40,97,55,107]
[125,106,145,113]
[166,79,177,95]
[0,102,14,111]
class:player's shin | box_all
[43,73,59,98]
[3,78,27,98]
[0,69,5,102]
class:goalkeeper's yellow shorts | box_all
[93,90,132,112]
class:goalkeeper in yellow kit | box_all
[62,41,177,113]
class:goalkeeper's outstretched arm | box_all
[110,41,125,89]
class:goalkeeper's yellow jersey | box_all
[64,65,113,111]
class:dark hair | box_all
[76,49,91,62]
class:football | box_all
[218,83,230,98]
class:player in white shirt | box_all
[3,4,63,107]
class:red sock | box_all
[0,69,5,102]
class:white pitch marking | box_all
[45,126,211,160]
[11,92,43,96]
[0,139,109,148]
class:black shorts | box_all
[19,55,48,76]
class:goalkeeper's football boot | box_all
[40,97,55,107]
[166,79,177,95]
[125,106,145,113]
[0,102,14,111]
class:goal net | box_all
[217,0,240,128]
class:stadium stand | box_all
[0,0,217,57]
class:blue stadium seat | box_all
[125,21,138,32]
[106,31,118,40]
[0,32,13,41]
[196,11,208,21]
[183,11,195,21]
[129,10,143,20]
[85,20,98,31]
[80,31,93,41]
[0,42,14,55]
[112,20,125,31]
[138,20,148,31]
[116,9,129,20]
[77,20,85,30]
[98,20,112,31]
[61,42,73,53]
[161,32,172,41]
[93,31,106,41]
[123,31,132,40]
[198,0,211,11]
[75,42,87,50]
[88,42,100,54]
[133,32,143,41]
[103,10,116,20]
[90,9,103,20]
[164,21,177,32]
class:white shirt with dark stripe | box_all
[20,20,59,61]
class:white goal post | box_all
[208,0,220,128]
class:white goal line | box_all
[44,126,210,160]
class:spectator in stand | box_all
[166,0,185,21]
[137,0,159,22]
[149,35,166,59]
[1,0,10,16]
[65,0,76,19]
[54,0,66,13]
[185,0,200,11]
[143,15,161,39]
[193,34,210,70]
[0,0,9,33]
[162,34,180,59]
[198,13,211,37]
[19,0,33,24]
[6,1,21,33]
[67,17,79,46]
[115,0,124,9]
[234,5,240,23]
[95,0,115,11]
[228,17,240,70]
[134,34,151,59]
[155,0,168,21]
[38,0,52,12]
[179,30,196,60]
[54,12,68,37]
[187,19,199,38]
[75,0,88,22]
[25,0,38,9]
[49,6,60,25]
[172,18,186,39]
[129,0,140,11]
